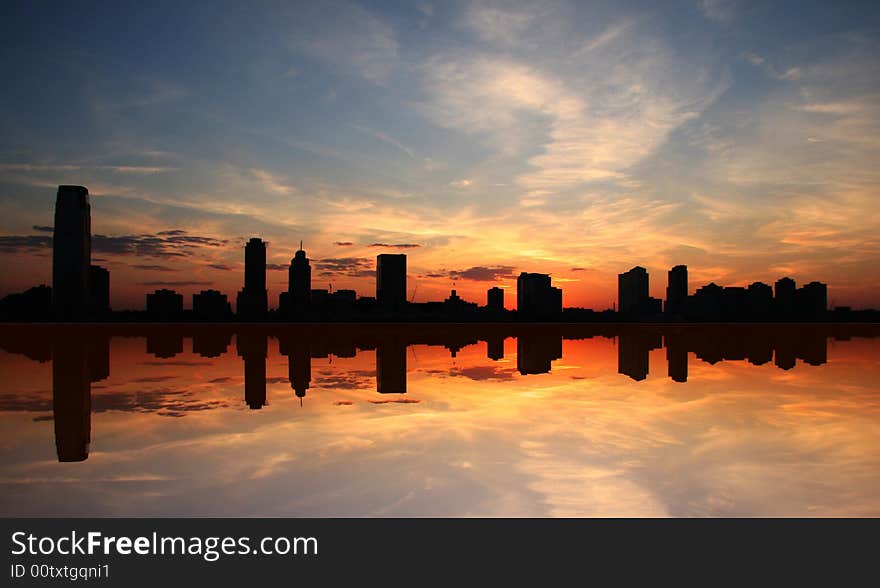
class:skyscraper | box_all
[618,266,649,317]
[237,238,268,320]
[289,244,311,307]
[89,265,110,316]
[775,277,796,317]
[665,265,687,317]
[487,286,504,311]
[52,185,91,319]
[376,254,406,308]
[516,273,562,319]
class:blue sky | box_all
[1,0,879,308]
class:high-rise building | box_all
[89,265,110,315]
[52,185,91,319]
[289,244,311,306]
[618,266,649,317]
[665,265,687,317]
[517,273,562,319]
[774,277,796,317]
[796,281,827,319]
[487,286,504,311]
[193,289,232,320]
[237,238,268,320]
[376,254,406,308]
[146,289,183,320]
[747,282,773,318]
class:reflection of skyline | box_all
[0,324,871,463]
[1,324,879,516]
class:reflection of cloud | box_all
[368,398,420,404]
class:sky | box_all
[1,0,879,310]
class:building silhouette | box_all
[618,266,660,318]
[376,254,406,308]
[796,281,827,319]
[89,265,110,316]
[237,238,268,320]
[775,277,796,318]
[747,282,774,319]
[517,273,562,320]
[0,285,51,321]
[52,185,91,319]
[280,244,311,317]
[146,289,183,320]
[487,286,504,312]
[665,265,688,318]
[193,289,232,321]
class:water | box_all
[0,324,878,517]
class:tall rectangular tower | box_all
[618,266,649,316]
[237,238,268,319]
[52,185,91,319]
[376,254,406,307]
[665,265,688,316]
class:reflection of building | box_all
[487,287,504,312]
[665,265,687,318]
[516,333,562,375]
[517,273,562,320]
[237,238,268,320]
[52,185,91,319]
[617,333,662,381]
[146,289,183,320]
[376,254,406,308]
[376,339,407,393]
[52,343,92,462]
[665,334,688,382]
[192,330,232,357]
[486,335,505,361]
[237,331,268,409]
[146,333,184,358]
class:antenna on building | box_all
[410,284,418,302]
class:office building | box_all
[487,287,504,311]
[618,266,650,317]
[376,254,406,308]
[237,238,268,320]
[52,185,91,319]
[665,265,688,317]
[517,273,562,319]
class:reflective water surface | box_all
[0,324,878,517]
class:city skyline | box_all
[0,184,861,321]
[1,2,880,310]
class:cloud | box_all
[696,0,737,23]
[266,263,288,271]
[32,225,53,232]
[334,241,354,246]
[313,257,375,277]
[353,125,415,159]
[206,263,235,271]
[131,264,179,272]
[448,265,517,281]
[0,235,52,253]
[367,243,421,249]
[139,280,213,287]
[293,0,399,84]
